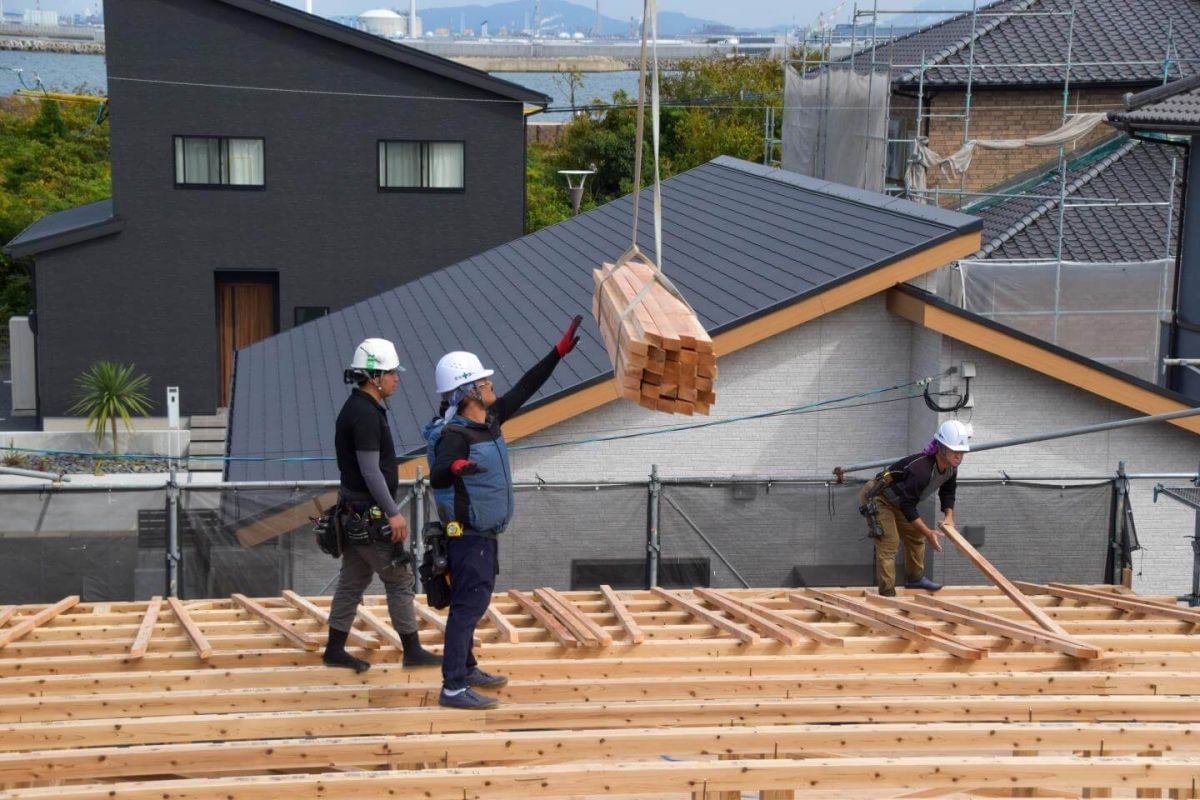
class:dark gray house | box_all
[4,0,547,418]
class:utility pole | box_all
[594,0,601,35]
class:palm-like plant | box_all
[69,361,152,453]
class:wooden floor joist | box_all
[231,593,319,651]
[127,596,161,659]
[281,590,379,649]
[0,596,79,649]
[1,584,1198,799]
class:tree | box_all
[68,361,152,454]
[553,65,586,115]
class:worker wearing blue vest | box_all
[424,316,583,710]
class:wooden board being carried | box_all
[592,258,715,416]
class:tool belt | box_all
[418,521,452,609]
[858,477,892,540]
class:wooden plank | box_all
[941,524,1071,637]
[1035,583,1200,624]
[790,591,987,660]
[599,584,645,644]
[355,606,405,650]
[533,589,600,647]
[281,591,379,650]
[0,607,14,628]
[695,589,803,647]
[230,594,319,652]
[165,597,212,660]
[908,594,1103,659]
[536,588,613,647]
[734,596,846,647]
[12,756,1200,799]
[509,590,579,648]
[128,597,162,660]
[651,588,760,644]
[486,605,521,644]
[0,596,79,649]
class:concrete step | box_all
[190,427,227,442]
[187,459,224,472]
[189,441,226,457]
[191,409,228,428]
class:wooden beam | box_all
[733,596,846,647]
[0,606,14,628]
[695,589,802,647]
[790,591,987,660]
[356,606,404,651]
[940,524,1071,637]
[230,594,319,652]
[485,605,521,644]
[12,755,1200,799]
[1033,583,1200,624]
[0,596,78,649]
[535,588,613,647]
[166,597,212,660]
[281,591,379,649]
[599,584,645,644]
[651,588,759,645]
[128,597,161,660]
[509,590,580,648]
[878,595,1104,659]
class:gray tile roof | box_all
[1109,74,1200,134]
[864,0,1200,88]
[972,136,1183,260]
[227,156,981,481]
[215,0,549,104]
[3,199,120,259]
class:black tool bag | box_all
[419,521,452,609]
[312,503,342,559]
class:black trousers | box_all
[441,535,498,691]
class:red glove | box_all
[451,459,485,476]
[556,315,583,358]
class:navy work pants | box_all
[442,534,498,691]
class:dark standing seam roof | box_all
[212,0,549,104]
[971,136,1184,260]
[227,156,980,482]
[1109,74,1200,134]
[863,0,1200,88]
[3,199,121,258]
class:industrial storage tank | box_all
[357,8,405,38]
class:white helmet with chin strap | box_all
[344,338,404,384]
[934,419,972,452]
[435,351,494,395]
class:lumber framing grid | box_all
[1,583,1199,799]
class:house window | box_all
[174,136,265,187]
[378,141,464,190]
[294,306,329,326]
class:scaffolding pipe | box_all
[0,465,69,481]
[646,464,661,589]
[1050,0,1078,346]
[834,406,1200,476]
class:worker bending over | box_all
[860,420,971,596]
[424,316,583,710]
[323,338,442,673]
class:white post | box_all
[409,0,417,37]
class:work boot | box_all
[878,587,896,597]
[438,687,499,710]
[400,631,443,667]
[323,628,371,673]
[466,667,508,689]
[904,577,943,592]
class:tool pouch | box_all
[312,503,342,558]
[340,510,372,546]
[419,522,451,609]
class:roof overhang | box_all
[886,284,1200,434]
[3,207,123,259]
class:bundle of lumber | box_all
[592,259,716,415]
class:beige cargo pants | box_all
[861,479,927,595]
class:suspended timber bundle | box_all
[592,259,716,415]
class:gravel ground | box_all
[2,452,173,474]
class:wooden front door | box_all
[216,277,276,407]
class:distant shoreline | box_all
[0,38,105,55]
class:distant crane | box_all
[594,0,602,36]
[533,0,540,37]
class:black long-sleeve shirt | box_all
[879,453,957,523]
[430,348,561,491]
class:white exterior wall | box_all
[508,292,1200,598]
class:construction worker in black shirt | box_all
[423,316,582,710]
[859,420,971,596]
[323,338,442,673]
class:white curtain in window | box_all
[427,142,464,188]
[177,137,221,184]
[382,141,421,187]
[227,138,264,186]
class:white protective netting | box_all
[782,62,890,192]
[956,258,1175,383]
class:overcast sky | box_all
[34,0,963,31]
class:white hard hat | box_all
[435,351,493,394]
[934,419,972,452]
[349,338,403,373]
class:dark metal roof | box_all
[972,136,1183,260]
[3,199,121,259]
[227,156,981,481]
[213,0,549,105]
[1109,74,1200,134]
[865,0,1200,88]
